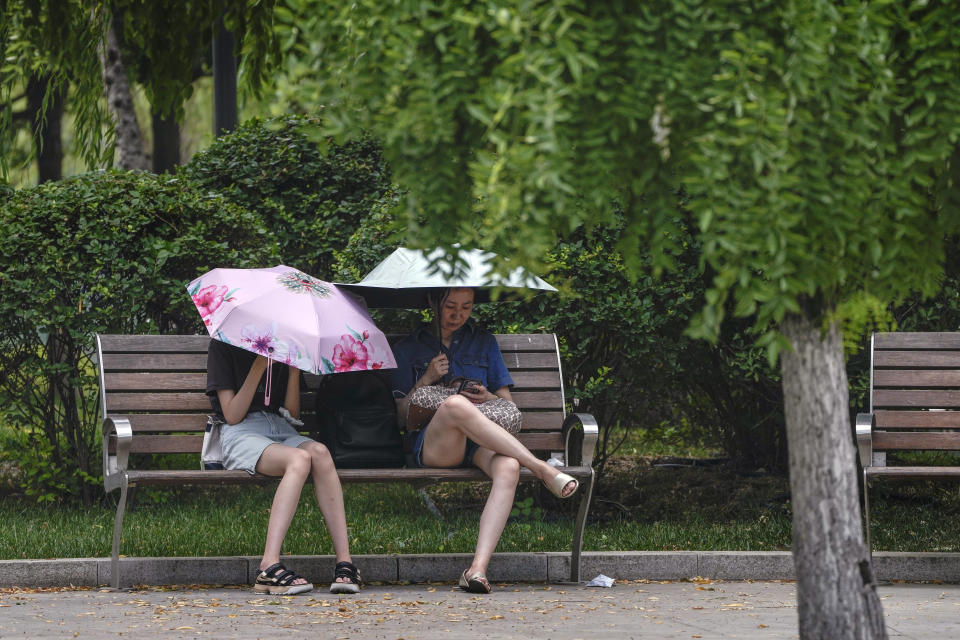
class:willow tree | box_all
[0,0,279,177]
[275,1,960,636]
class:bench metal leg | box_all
[569,470,595,583]
[111,481,130,589]
[862,470,872,558]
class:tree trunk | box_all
[26,74,66,183]
[151,108,181,173]
[98,17,149,171]
[780,315,887,639]
[212,17,238,136]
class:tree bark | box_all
[26,74,65,183]
[780,315,887,639]
[212,17,238,136]
[98,17,149,171]
[151,108,181,173]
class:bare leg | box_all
[467,448,520,576]
[422,395,576,497]
[255,444,312,583]
[298,441,354,583]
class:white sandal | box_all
[545,472,579,499]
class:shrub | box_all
[0,170,275,503]
[181,116,393,280]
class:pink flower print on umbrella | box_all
[187,265,396,375]
[192,284,231,326]
[331,333,369,372]
[322,326,386,373]
[280,337,316,373]
[240,323,289,360]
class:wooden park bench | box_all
[856,332,960,551]
[97,333,598,589]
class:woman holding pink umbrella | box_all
[190,265,396,596]
[207,340,361,595]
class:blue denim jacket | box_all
[388,321,513,397]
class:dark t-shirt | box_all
[205,340,289,416]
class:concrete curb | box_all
[3,551,960,588]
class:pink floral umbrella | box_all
[187,265,397,376]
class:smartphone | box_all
[453,377,482,394]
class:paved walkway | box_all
[2,580,958,639]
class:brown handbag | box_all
[405,382,522,434]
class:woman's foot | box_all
[329,561,362,594]
[253,562,313,595]
[545,471,579,499]
[458,568,492,594]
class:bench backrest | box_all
[868,332,960,456]
[97,333,568,464]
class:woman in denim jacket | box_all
[389,287,578,593]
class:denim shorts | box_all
[411,424,479,468]
[221,411,314,475]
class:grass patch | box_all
[3,430,960,558]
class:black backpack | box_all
[314,370,405,468]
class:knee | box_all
[306,442,334,470]
[437,394,475,421]
[492,456,521,486]
[286,448,312,477]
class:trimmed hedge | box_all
[0,170,276,503]
[181,116,393,280]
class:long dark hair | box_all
[426,288,453,339]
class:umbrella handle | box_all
[264,359,272,407]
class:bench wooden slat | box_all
[99,334,211,352]
[116,411,563,433]
[873,332,960,350]
[498,352,563,370]
[516,412,565,430]
[872,370,960,387]
[121,465,594,487]
[104,371,560,395]
[875,410,960,429]
[106,393,214,412]
[872,390,960,409]
[873,351,960,368]
[495,334,556,351]
[101,351,559,374]
[120,432,565,455]
[873,431,960,451]
[864,466,960,478]
[101,353,208,371]
[100,334,558,354]
[104,372,209,391]
[106,390,561,413]
[509,391,564,409]
[509,370,562,388]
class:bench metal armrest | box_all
[103,416,132,492]
[855,412,874,467]
[562,412,599,468]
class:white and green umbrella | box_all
[338,246,557,308]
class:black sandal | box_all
[254,562,313,595]
[329,560,362,594]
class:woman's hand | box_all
[459,382,494,404]
[422,352,449,385]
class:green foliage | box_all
[0,0,111,173]
[0,170,276,503]
[181,116,395,280]
[278,0,960,359]
[0,0,280,178]
[114,0,281,117]
[474,214,787,472]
